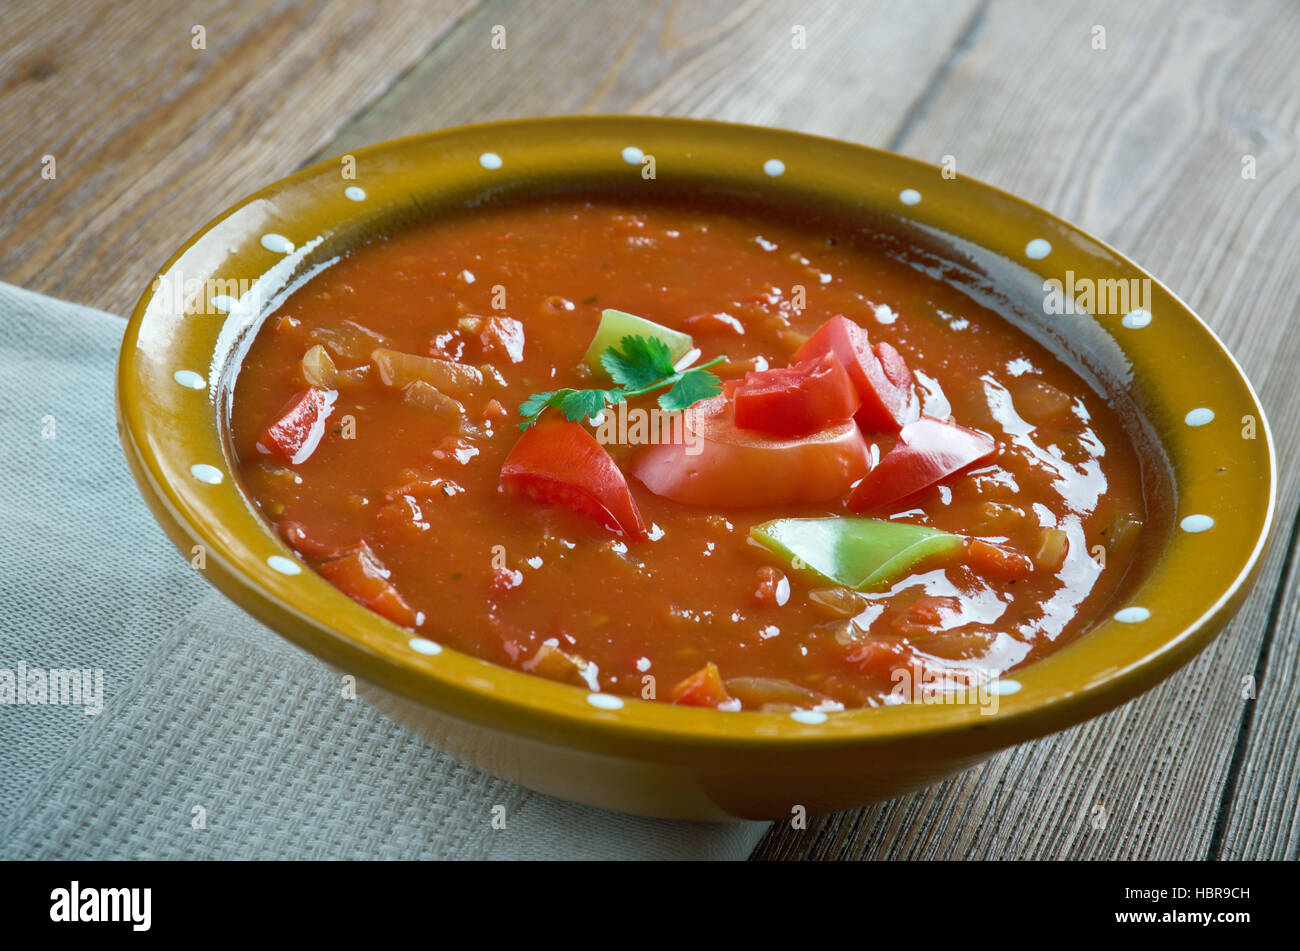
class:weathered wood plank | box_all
[754,0,1300,860]
[1215,522,1300,859]
[5,0,1294,860]
[0,0,479,315]
[318,0,983,155]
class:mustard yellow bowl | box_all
[116,117,1275,820]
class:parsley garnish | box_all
[518,334,725,430]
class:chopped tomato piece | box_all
[318,541,420,627]
[632,393,869,507]
[670,662,732,707]
[889,595,962,637]
[907,596,956,627]
[733,352,860,437]
[278,519,351,560]
[966,539,1034,581]
[489,565,523,595]
[479,316,526,363]
[794,315,918,432]
[257,387,335,464]
[840,637,913,681]
[501,420,647,540]
[847,415,997,512]
[682,311,745,336]
[752,566,788,606]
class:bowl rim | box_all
[116,115,1277,763]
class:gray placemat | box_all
[0,281,770,859]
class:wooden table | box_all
[4,0,1296,860]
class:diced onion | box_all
[300,344,337,388]
[724,677,823,709]
[370,348,483,395]
[525,640,599,691]
[403,381,467,430]
[1012,378,1076,427]
[974,501,1026,534]
[1106,514,1143,564]
[1034,528,1070,572]
[310,320,390,360]
[808,586,867,619]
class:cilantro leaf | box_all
[518,390,572,430]
[518,332,726,430]
[518,390,563,424]
[558,388,620,422]
[659,368,722,413]
[601,334,677,389]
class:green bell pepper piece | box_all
[750,517,963,591]
[582,309,693,375]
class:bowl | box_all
[116,117,1276,820]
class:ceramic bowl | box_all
[117,117,1276,820]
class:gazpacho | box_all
[230,196,1152,712]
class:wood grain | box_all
[0,0,479,315]
[328,0,1300,859]
[753,0,1300,860]
[318,0,984,155]
[2,0,1296,860]
[1215,510,1300,858]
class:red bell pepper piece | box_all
[669,662,732,707]
[732,352,860,437]
[318,541,420,628]
[794,316,918,432]
[501,420,647,540]
[847,415,997,512]
[257,387,335,464]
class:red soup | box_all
[230,197,1154,712]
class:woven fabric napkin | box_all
[0,282,770,860]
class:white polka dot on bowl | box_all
[621,146,644,165]
[479,152,503,170]
[409,637,442,655]
[173,370,205,389]
[260,233,294,254]
[586,693,624,710]
[1025,238,1052,259]
[790,709,827,724]
[763,158,785,177]
[1122,309,1152,329]
[1115,607,1150,623]
[899,188,922,205]
[1185,408,1214,426]
[344,186,366,201]
[189,464,223,485]
[267,555,301,575]
[1181,514,1214,533]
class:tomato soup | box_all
[230,196,1153,712]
